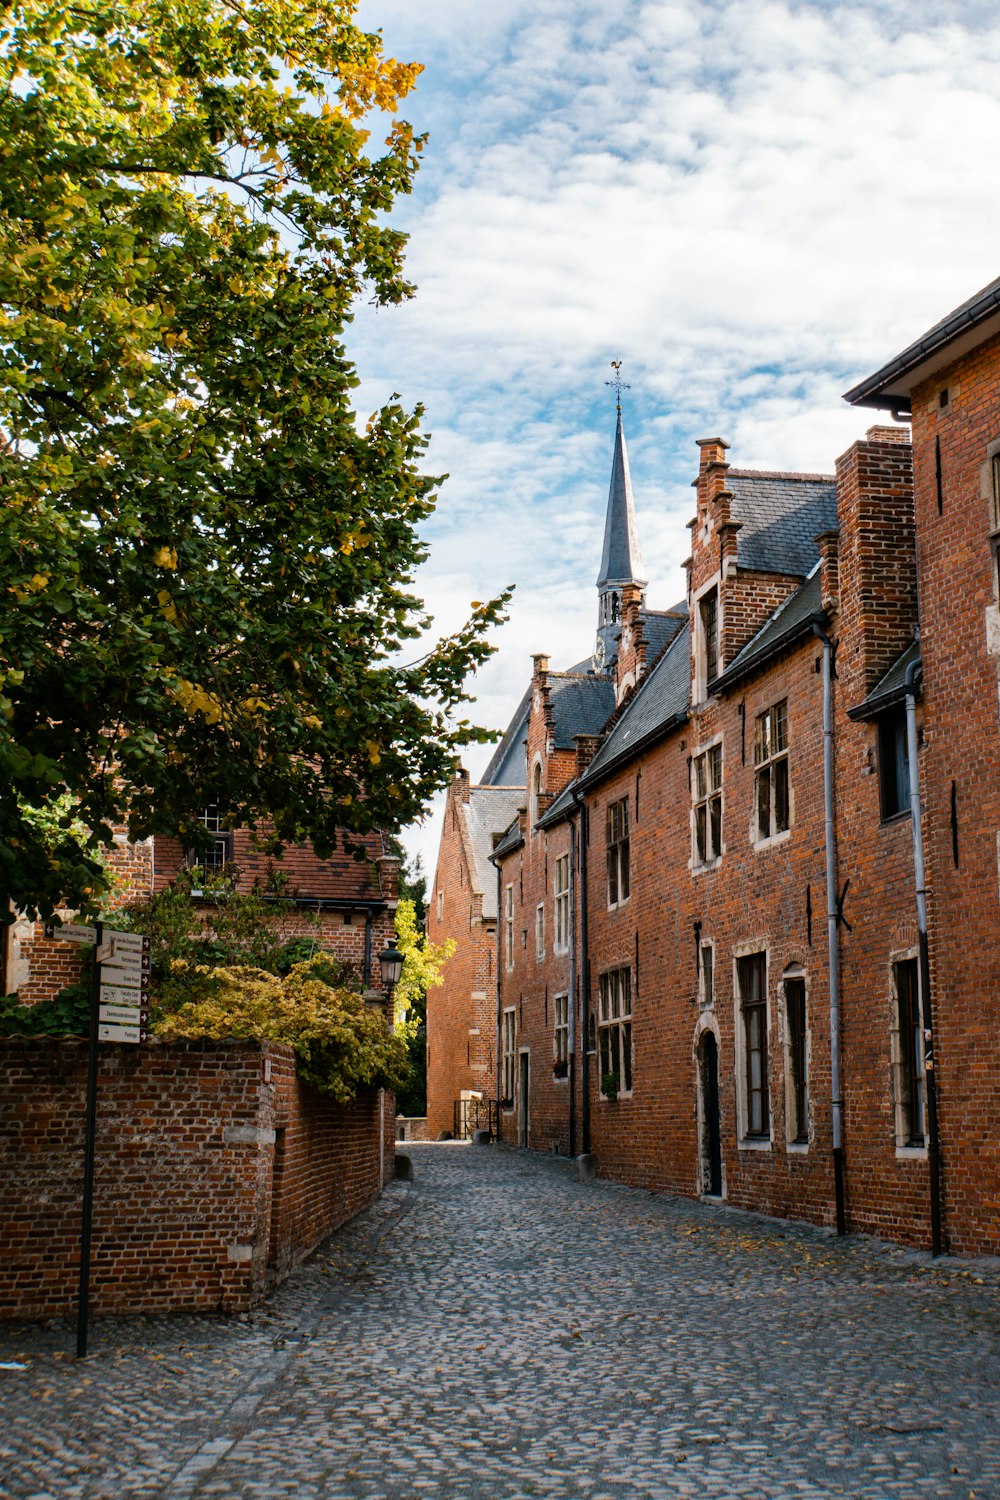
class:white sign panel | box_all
[101,955,150,981]
[44,924,97,945]
[98,1023,145,1044]
[104,930,151,956]
[100,981,147,1005]
[99,1004,148,1026]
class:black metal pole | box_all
[77,922,102,1359]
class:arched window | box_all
[530,759,543,826]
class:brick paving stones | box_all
[2,1142,999,1499]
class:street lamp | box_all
[378,939,404,993]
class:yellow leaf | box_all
[154,546,178,569]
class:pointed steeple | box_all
[594,407,647,671]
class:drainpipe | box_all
[363,909,372,988]
[572,788,591,1155]
[813,624,846,1235]
[568,817,577,1158]
[904,658,943,1255]
[494,859,503,1144]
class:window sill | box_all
[606,897,631,913]
[692,856,723,876]
[599,1091,633,1103]
[785,1140,810,1155]
[752,827,791,853]
[738,1136,773,1151]
[895,1143,928,1161]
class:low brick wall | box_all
[0,1037,391,1319]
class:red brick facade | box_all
[447,286,1000,1259]
[0,1036,394,1319]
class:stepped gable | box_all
[728,470,837,576]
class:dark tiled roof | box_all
[728,471,837,577]
[844,274,1000,411]
[490,815,524,862]
[536,781,578,830]
[579,622,691,787]
[480,686,530,787]
[549,673,616,748]
[847,640,921,721]
[716,570,826,691]
[463,787,526,916]
[640,603,688,664]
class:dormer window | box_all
[188,803,232,874]
[699,587,719,687]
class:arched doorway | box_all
[698,1031,723,1197]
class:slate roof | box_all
[576,622,692,790]
[598,410,647,589]
[490,815,524,862]
[640,604,688,665]
[847,640,921,721]
[480,686,530,788]
[715,569,826,691]
[462,786,525,916]
[549,673,616,749]
[845,273,1000,412]
[728,471,837,577]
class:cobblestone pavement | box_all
[3,1142,1000,1500]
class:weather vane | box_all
[605,359,630,412]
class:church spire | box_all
[594,376,647,671]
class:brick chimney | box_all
[574,733,602,777]
[815,530,840,613]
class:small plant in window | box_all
[553,1058,568,1079]
[601,1069,620,1101]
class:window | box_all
[693,744,723,865]
[554,854,570,952]
[895,958,925,1146]
[504,885,514,970]
[530,760,542,826]
[606,798,630,907]
[785,976,808,1144]
[436,889,443,923]
[738,953,769,1138]
[754,701,789,839]
[699,586,719,688]
[553,992,569,1076]
[598,967,632,1097]
[699,942,715,1009]
[188,803,232,873]
[535,903,545,960]
[878,707,910,820]
[990,453,1000,594]
[501,1009,516,1106]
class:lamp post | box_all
[378,939,404,995]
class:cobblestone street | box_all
[2,1142,999,1500]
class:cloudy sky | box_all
[349,0,1000,877]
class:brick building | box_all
[432,277,1000,1258]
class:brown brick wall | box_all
[0,1037,387,1319]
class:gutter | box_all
[904,658,944,1254]
[844,281,1000,412]
[813,622,847,1235]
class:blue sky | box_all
[348,0,1000,876]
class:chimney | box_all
[452,764,472,803]
[815,530,840,613]
[574,733,602,777]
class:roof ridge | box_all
[728,468,835,483]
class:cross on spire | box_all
[605,359,630,413]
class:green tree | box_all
[392,895,450,1117]
[0,0,510,922]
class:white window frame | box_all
[694,580,720,701]
[553,992,569,1078]
[891,951,927,1156]
[501,1008,516,1107]
[734,948,771,1148]
[535,903,545,960]
[699,940,715,1010]
[597,967,632,1098]
[504,885,514,971]
[606,797,630,909]
[753,699,790,843]
[553,853,570,953]
[692,739,723,869]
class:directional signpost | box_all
[47,921,150,1356]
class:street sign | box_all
[100,958,150,984]
[99,1004,149,1026]
[99,980,148,1006]
[103,930,151,956]
[98,1023,146,1043]
[44,924,97,945]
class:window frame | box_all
[597,966,633,1098]
[553,853,570,953]
[605,797,631,909]
[504,884,515,971]
[893,956,925,1149]
[784,974,809,1147]
[698,585,720,691]
[737,952,770,1142]
[535,902,545,961]
[501,1008,516,1108]
[187,803,233,877]
[699,941,715,1010]
[990,450,1000,597]
[553,991,569,1077]
[754,700,790,842]
[692,741,723,868]
[877,706,911,822]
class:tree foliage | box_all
[391,894,450,1117]
[0,0,510,921]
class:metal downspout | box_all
[568,817,577,1158]
[814,624,846,1234]
[905,659,943,1255]
[494,859,503,1144]
[572,789,591,1155]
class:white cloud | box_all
[351,0,1000,874]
